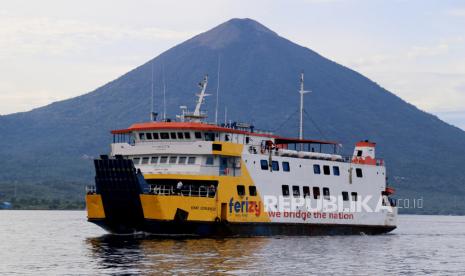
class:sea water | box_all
[0,211,464,275]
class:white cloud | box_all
[407,43,449,59]
[0,13,195,60]
[300,0,342,3]
[434,110,465,130]
[446,8,465,17]
[0,12,199,115]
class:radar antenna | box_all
[150,60,157,121]
[181,75,210,122]
[215,55,221,124]
[299,71,311,140]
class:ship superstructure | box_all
[86,74,397,236]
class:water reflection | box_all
[86,235,271,274]
[84,216,465,275]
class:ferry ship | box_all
[86,74,397,236]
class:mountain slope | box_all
[1,18,464,213]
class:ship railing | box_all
[148,184,216,198]
[86,185,97,195]
[247,147,386,166]
[205,121,273,135]
[343,156,385,166]
[144,165,240,177]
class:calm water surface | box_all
[0,211,464,275]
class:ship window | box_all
[237,185,245,196]
[205,132,215,141]
[303,186,310,198]
[282,185,290,197]
[356,168,363,178]
[177,132,184,139]
[146,133,152,140]
[159,156,168,164]
[195,132,202,139]
[150,156,158,164]
[260,160,268,170]
[160,132,169,139]
[313,187,320,199]
[206,156,214,165]
[225,134,230,141]
[245,137,250,144]
[351,192,358,201]
[169,156,177,164]
[187,157,196,164]
[323,165,330,175]
[178,156,187,164]
[333,166,340,176]
[342,191,349,201]
[272,161,279,171]
[249,186,257,196]
[212,144,222,151]
[357,150,363,157]
[139,133,145,140]
[323,187,330,200]
[292,186,300,197]
[153,132,159,140]
[184,132,191,139]
[141,157,150,164]
[170,132,177,139]
[133,157,141,164]
[313,164,321,174]
[283,161,290,172]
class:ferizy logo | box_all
[229,197,261,216]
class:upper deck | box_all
[112,121,338,149]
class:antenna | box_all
[177,105,188,122]
[224,106,228,125]
[162,63,167,120]
[299,71,310,140]
[193,75,209,117]
[150,60,155,121]
[214,55,221,125]
[182,75,210,122]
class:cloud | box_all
[301,0,341,3]
[407,43,449,59]
[0,12,199,115]
[369,71,465,111]
[0,89,62,115]
[446,8,465,17]
[0,13,195,60]
[346,54,394,69]
[434,109,465,130]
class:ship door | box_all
[221,203,228,221]
[219,157,228,175]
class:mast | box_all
[162,63,167,120]
[215,55,221,124]
[150,60,155,121]
[182,75,210,122]
[299,72,310,140]
[224,106,228,125]
[194,75,209,117]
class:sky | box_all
[1,0,464,130]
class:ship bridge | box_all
[109,121,275,177]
